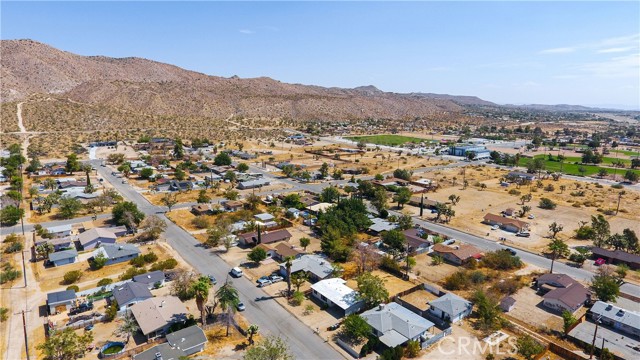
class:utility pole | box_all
[419,192,424,217]
[615,191,625,215]
[15,309,32,360]
[589,315,602,360]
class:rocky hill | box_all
[1,39,494,121]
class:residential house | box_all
[46,224,73,238]
[58,180,87,191]
[47,290,77,315]
[306,202,334,214]
[543,283,590,313]
[237,178,270,190]
[254,213,275,222]
[286,208,301,219]
[93,244,141,266]
[536,273,577,291]
[589,301,640,337]
[108,226,129,237]
[507,171,536,182]
[409,196,441,209]
[483,213,529,233]
[448,144,490,159]
[502,208,516,217]
[403,228,433,254]
[130,296,189,339]
[35,237,74,252]
[591,247,640,270]
[165,325,207,356]
[428,292,473,323]
[112,282,153,311]
[191,204,212,216]
[499,296,516,312]
[280,254,333,282]
[368,217,397,234]
[372,177,409,188]
[222,200,244,212]
[432,243,483,265]
[169,180,193,192]
[255,244,278,259]
[238,229,292,246]
[133,343,185,360]
[310,278,364,317]
[361,303,435,348]
[272,243,305,262]
[48,249,78,267]
[77,227,117,250]
[132,270,166,289]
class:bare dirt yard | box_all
[345,269,415,298]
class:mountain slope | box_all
[1,39,493,121]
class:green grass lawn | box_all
[345,134,435,146]
[559,156,631,165]
[520,156,640,177]
[611,149,640,157]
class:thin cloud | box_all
[239,29,254,35]
[597,47,634,54]
[578,53,639,79]
[539,47,576,55]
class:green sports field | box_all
[519,155,640,177]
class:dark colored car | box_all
[69,302,94,315]
[208,275,217,285]
[236,302,246,311]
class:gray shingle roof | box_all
[429,292,472,317]
[285,254,333,279]
[47,290,76,304]
[132,343,186,360]
[78,228,117,247]
[99,243,141,259]
[112,282,152,306]
[361,303,434,347]
[591,301,640,330]
[133,271,165,285]
[48,249,78,262]
[166,325,207,351]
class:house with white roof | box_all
[46,224,73,238]
[360,303,435,348]
[311,278,364,317]
[590,301,640,337]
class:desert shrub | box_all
[539,198,557,210]
[119,267,147,281]
[104,302,118,322]
[444,271,471,290]
[570,191,586,197]
[492,278,523,295]
[63,270,83,284]
[0,307,8,322]
[142,252,158,263]
[481,251,523,270]
[405,340,421,358]
[130,256,147,268]
[191,216,210,229]
[97,278,113,287]
[544,184,555,192]
[611,184,624,189]
[66,285,80,292]
[4,242,23,253]
[289,291,304,306]
[149,258,178,271]
[0,263,21,284]
[508,189,521,196]
[470,270,486,284]
[572,203,582,208]
[575,226,594,240]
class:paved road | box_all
[89,160,345,360]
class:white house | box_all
[428,292,473,323]
[112,282,153,311]
[310,278,364,317]
[46,224,73,238]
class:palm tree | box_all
[191,276,212,326]
[547,237,569,274]
[284,256,295,298]
[216,280,240,336]
[115,313,140,344]
[246,324,259,345]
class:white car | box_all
[491,225,500,230]
[528,214,535,219]
[230,267,244,278]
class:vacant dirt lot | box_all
[412,254,460,284]
[345,269,415,298]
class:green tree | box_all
[516,335,544,360]
[173,138,184,159]
[281,193,303,209]
[191,275,212,326]
[63,270,83,284]
[624,170,639,182]
[37,327,93,360]
[138,215,167,241]
[243,335,294,360]
[248,247,267,264]
[290,272,308,292]
[35,242,55,261]
[0,206,24,226]
[58,197,83,219]
[320,186,340,203]
[196,189,210,204]
[590,215,611,247]
[65,153,80,174]
[562,310,577,335]
[224,188,239,200]
[474,290,502,330]
[590,269,621,302]
[382,230,406,257]
[319,162,330,178]
[112,201,145,227]
[90,253,108,270]
[299,237,311,251]
[356,272,389,308]
[246,324,259,346]
[547,237,569,273]
[393,187,412,209]
[174,167,186,181]
[284,256,295,297]
[115,313,140,344]
[393,168,412,181]
[161,192,178,211]
[139,167,154,180]
[214,152,232,166]
[539,197,557,210]
[341,314,371,342]
[216,280,240,336]
[236,162,249,173]
[371,187,388,214]
[117,163,131,178]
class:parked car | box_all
[236,302,245,311]
[269,275,284,283]
[516,232,530,237]
[504,248,517,256]
[491,225,500,230]
[69,302,94,315]
[208,275,217,285]
[230,267,244,278]
[328,322,341,331]
[257,276,272,287]
[122,180,128,184]
[84,324,94,331]
[528,214,535,219]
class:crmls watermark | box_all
[435,336,519,356]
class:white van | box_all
[230,267,243,278]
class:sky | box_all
[2,1,639,109]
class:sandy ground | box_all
[398,289,441,312]
[412,254,460,284]
[420,323,485,360]
[345,269,415,298]
[404,166,640,254]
